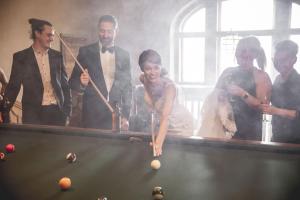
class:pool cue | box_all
[56,32,114,113]
[151,110,156,157]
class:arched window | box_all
[179,8,206,83]
[171,0,300,123]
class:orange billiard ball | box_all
[5,144,15,153]
[58,177,71,190]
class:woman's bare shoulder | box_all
[162,77,176,89]
[254,68,271,80]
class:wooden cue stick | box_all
[151,111,156,157]
[56,32,114,113]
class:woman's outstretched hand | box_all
[150,141,163,156]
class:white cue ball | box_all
[151,159,161,170]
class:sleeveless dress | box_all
[130,79,193,135]
[219,67,262,140]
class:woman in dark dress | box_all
[216,36,272,140]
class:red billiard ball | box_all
[5,144,15,153]
[0,152,5,161]
[58,177,71,190]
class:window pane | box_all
[291,3,300,28]
[181,9,205,32]
[181,37,205,82]
[219,35,241,74]
[258,36,273,80]
[290,35,300,73]
[221,0,273,31]
[218,36,272,79]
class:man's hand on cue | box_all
[80,69,90,87]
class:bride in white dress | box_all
[198,88,237,139]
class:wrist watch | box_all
[243,92,249,99]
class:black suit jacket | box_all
[69,42,132,129]
[3,47,71,124]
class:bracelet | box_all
[243,92,249,99]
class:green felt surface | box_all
[1,125,300,200]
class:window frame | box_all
[171,0,300,122]
[172,0,300,86]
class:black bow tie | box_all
[101,46,115,53]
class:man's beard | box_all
[100,38,113,47]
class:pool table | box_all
[0,124,300,200]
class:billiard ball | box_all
[5,144,15,153]
[66,153,77,163]
[151,159,161,170]
[97,196,108,200]
[129,137,143,142]
[152,186,164,200]
[58,177,71,190]
[0,152,5,161]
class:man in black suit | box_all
[69,15,132,130]
[0,18,71,125]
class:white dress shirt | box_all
[99,43,116,93]
[33,47,57,105]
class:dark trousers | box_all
[23,105,66,126]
